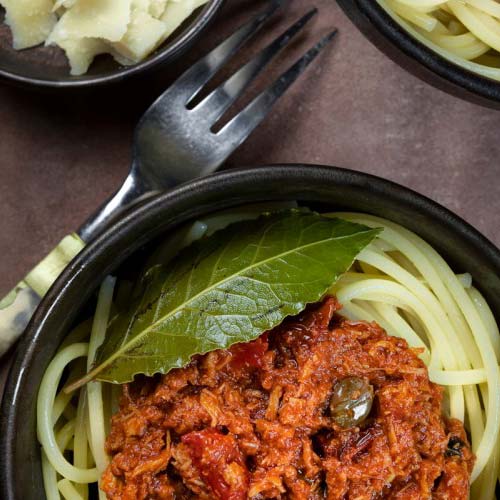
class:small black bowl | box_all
[0,1,223,90]
[1,165,499,499]
[337,0,500,109]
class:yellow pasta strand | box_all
[379,0,500,80]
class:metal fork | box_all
[79,1,336,241]
[0,1,336,356]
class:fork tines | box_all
[194,7,320,124]
[181,3,336,139]
[175,0,283,104]
[218,28,337,147]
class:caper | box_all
[445,436,465,457]
[329,376,374,428]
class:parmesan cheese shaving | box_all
[48,0,132,44]
[161,0,210,38]
[56,37,109,76]
[1,0,56,49]
[112,3,167,63]
[0,0,210,75]
[149,0,168,19]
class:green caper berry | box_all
[329,376,374,428]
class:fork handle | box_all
[0,233,85,356]
[77,171,154,243]
[0,170,155,357]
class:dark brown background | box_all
[0,0,499,339]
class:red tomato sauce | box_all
[101,297,474,499]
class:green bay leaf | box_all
[86,211,380,384]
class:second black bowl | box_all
[337,0,500,109]
[0,0,223,90]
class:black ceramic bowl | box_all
[0,1,223,89]
[337,0,500,109]
[1,165,499,499]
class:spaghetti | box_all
[379,0,500,80]
[36,212,500,499]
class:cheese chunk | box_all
[149,0,168,19]
[161,0,209,38]
[112,8,167,63]
[52,0,77,10]
[47,0,132,44]
[1,0,56,49]
[131,0,150,11]
[52,0,75,19]
[57,37,108,75]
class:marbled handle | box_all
[0,234,85,356]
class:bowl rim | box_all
[0,0,224,89]
[337,0,500,106]
[1,164,499,499]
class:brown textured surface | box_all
[0,1,499,384]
